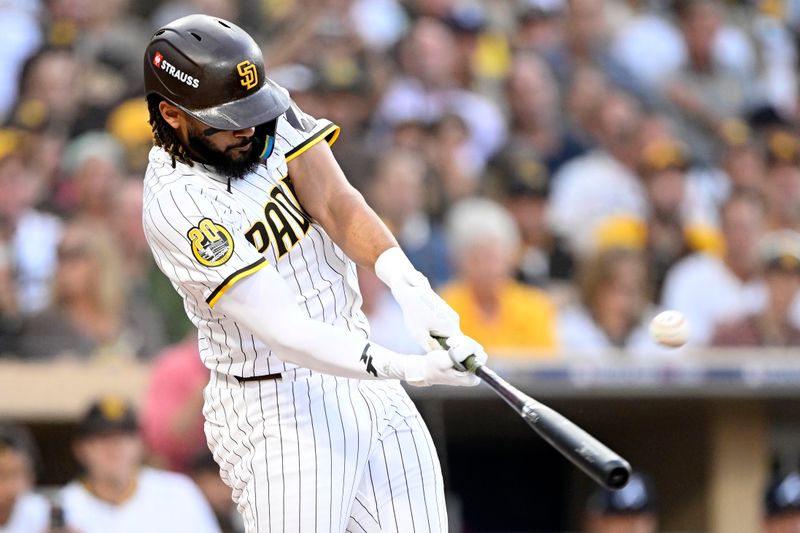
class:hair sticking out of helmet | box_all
[147,95,193,168]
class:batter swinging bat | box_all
[434,336,631,490]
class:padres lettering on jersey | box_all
[142,102,367,378]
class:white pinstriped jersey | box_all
[142,105,370,378]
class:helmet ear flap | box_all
[254,119,278,159]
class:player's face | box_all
[75,433,143,485]
[0,448,32,513]
[185,116,263,180]
[160,101,263,180]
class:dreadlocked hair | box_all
[147,95,194,168]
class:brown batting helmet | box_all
[143,14,290,130]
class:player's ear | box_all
[159,101,184,130]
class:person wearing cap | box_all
[513,0,566,55]
[60,396,220,533]
[0,128,62,319]
[484,146,573,287]
[712,230,800,346]
[763,131,800,233]
[0,425,49,533]
[634,137,722,299]
[141,14,487,532]
[583,473,658,533]
[764,469,800,533]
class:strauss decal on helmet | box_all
[153,51,200,88]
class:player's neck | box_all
[82,473,138,505]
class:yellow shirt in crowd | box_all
[439,281,558,358]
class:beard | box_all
[187,127,264,180]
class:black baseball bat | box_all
[434,336,631,490]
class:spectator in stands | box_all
[53,0,148,90]
[662,0,750,165]
[501,52,587,177]
[713,230,800,346]
[558,246,668,359]
[61,396,221,533]
[140,334,207,472]
[548,89,647,256]
[546,0,643,99]
[373,17,506,174]
[106,98,154,175]
[425,112,480,205]
[609,0,684,91]
[15,220,143,360]
[188,452,244,533]
[60,131,125,226]
[442,2,491,89]
[717,119,765,197]
[636,137,722,298]
[439,197,557,356]
[0,218,17,353]
[0,425,48,533]
[367,147,452,287]
[483,145,573,288]
[12,47,82,135]
[638,138,694,296]
[662,189,768,345]
[111,178,173,349]
[583,472,658,533]
[763,131,800,233]
[0,129,62,319]
[0,0,41,122]
[563,65,609,146]
[763,468,800,533]
[512,0,566,57]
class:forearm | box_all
[289,142,397,269]
[215,267,419,380]
[321,187,398,269]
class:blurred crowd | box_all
[2,0,800,364]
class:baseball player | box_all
[141,14,487,533]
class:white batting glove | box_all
[444,334,488,371]
[401,335,487,387]
[374,247,460,351]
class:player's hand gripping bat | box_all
[434,336,631,490]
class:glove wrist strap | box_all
[374,246,417,289]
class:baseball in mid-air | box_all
[649,310,690,347]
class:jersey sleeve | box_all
[275,101,340,163]
[143,184,269,308]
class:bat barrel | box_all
[522,402,631,490]
[432,335,632,490]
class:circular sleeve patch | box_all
[187,218,234,267]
